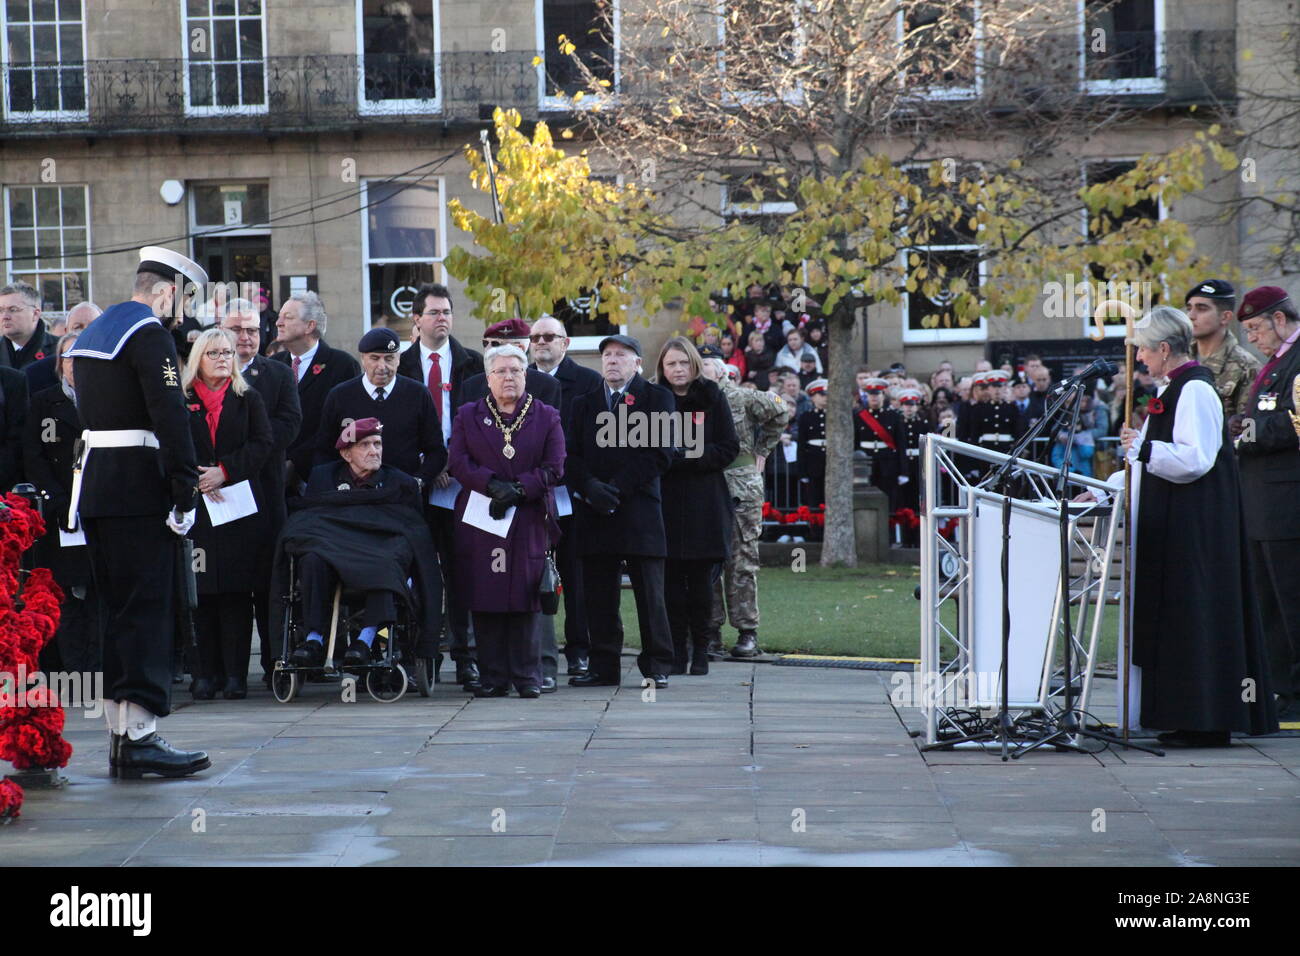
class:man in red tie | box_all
[397,283,485,688]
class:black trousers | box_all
[473,611,541,691]
[428,505,475,663]
[194,592,254,683]
[556,515,589,661]
[255,589,272,678]
[37,585,102,676]
[1250,537,1300,701]
[299,552,396,634]
[665,557,717,667]
[582,555,674,679]
[82,515,177,718]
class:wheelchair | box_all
[269,552,439,704]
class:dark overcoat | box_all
[21,383,90,586]
[0,365,27,491]
[396,334,485,423]
[661,377,739,561]
[271,338,361,483]
[242,354,302,547]
[1235,341,1300,540]
[184,383,273,595]
[564,372,676,557]
[1133,364,1276,734]
[447,394,564,613]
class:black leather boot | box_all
[191,677,216,700]
[116,733,212,779]
[108,732,122,778]
[670,635,688,675]
[689,640,709,675]
[222,676,247,700]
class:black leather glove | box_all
[486,477,518,503]
[584,478,621,514]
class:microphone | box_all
[1049,358,1118,395]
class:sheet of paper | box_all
[783,441,798,463]
[59,526,86,548]
[428,475,463,509]
[202,479,258,527]
[554,484,573,518]
[462,489,515,538]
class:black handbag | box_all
[539,549,561,615]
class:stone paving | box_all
[4,659,1299,866]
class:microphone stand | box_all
[1013,381,1162,758]
[922,386,1089,757]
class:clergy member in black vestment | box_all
[271,291,361,490]
[1099,307,1277,747]
[314,326,447,487]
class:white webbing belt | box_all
[66,429,160,531]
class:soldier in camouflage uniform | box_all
[1186,279,1261,417]
[700,357,791,658]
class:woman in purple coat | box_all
[448,344,565,698]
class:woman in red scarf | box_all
[182,328,273,700]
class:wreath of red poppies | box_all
[0,494,72,821]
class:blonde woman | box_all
[182,328,273,699]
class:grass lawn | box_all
[555,562,1121,666]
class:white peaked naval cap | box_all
[138,245,208,289]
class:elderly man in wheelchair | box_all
[269,417,442,701]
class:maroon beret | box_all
[1239,285,1292,322]
[484,317,532,339]
[336,417,383,449]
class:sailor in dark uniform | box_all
[64,245,211,779]
[894,387,928,521]
[855,377,901,504]
[795,378,828,508]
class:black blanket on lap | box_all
[269,485,441,657]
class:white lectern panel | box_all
[969,498,1062,708]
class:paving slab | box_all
[4,661,1297,866]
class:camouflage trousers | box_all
[709,497,762,633]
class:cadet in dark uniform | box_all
[959,370,1023,479]
[856,377,901,504]
[64,245,211,779]
[314,327,446,487]
[796,378,828,507]
[894,387,928,525]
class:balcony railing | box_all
[0,29,1235,139]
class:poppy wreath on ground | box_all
[890,507,921,531]
[0,496,71,819]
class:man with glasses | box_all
[1232,286,1300,720]
[462,318,562,410]
[25,300,100,394]
[220,298,302,688]
[527,315,602,677]
[397,282,485,689]
[0,281,57,371]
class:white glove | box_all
[166,508,196,536]
[898,476,910,485]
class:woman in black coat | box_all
[21,332,99,674]
[655,337,739,675]
[182,328,273,699]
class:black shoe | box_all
[116,733,212,779]
[541,676,558,694]
[1157,729,1231,748]
[291,641,326,667]
[191,677,216,700]
[650,674,668,689]
[566,656,589,677]
[108,732,121,778]
[518,685,542,699]
[569,673,619,687]
[222,676,247,700]
[731,630,760,658]
[472,685,509,698]
[456,661,481,687]
[343,639,372,668]
[689,651,709,676]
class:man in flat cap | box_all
[64,245,210,779]
[315,326,446,490]
[565,333,677,688]
[1186,279,1259,417]
[1232,285,1300,719]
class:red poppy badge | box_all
[33,351,44,360]
[187,403,201,412]
[624,394,636,406]
[1149,398,1164,415]
[312,363,324,375]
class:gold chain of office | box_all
[485,393,534,459]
